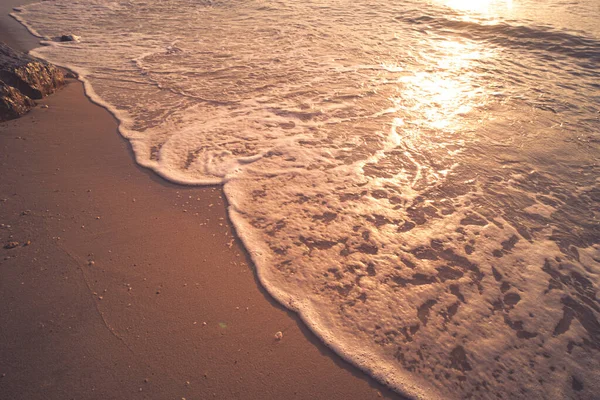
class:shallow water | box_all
[13,0,600,398]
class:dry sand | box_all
[0,1,404,399]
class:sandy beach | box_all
[0,2,402,399]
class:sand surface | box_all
[0,2,403,399]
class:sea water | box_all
[12,0,600,398]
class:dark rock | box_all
[60,34,80,42]
[0,80,35,121]
[0,41,64,101]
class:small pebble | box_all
[274,331,283,341]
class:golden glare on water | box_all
[441,0,513,14]
[381,38,493,187]
[393,39,491,134]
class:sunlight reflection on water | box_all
[441,0,513,14]
[395,39,491,141]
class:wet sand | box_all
[0,2,404,399]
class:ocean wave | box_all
[396,11,600,64]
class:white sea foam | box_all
[13,0,600,398]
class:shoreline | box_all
[0,1,404,399]
[0,1,39,52]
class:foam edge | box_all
[225,188,440,400]
[10,8,45,39]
